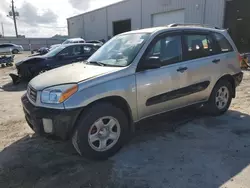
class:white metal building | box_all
[67,0,227,41]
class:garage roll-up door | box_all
[152,9,185,27]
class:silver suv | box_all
[21,24,243,160]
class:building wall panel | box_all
[83,8,108,40]
[142,0,206,28]
[67,0,225,40]
[107,0,141,37]
[68,15,84,38]
[204,0,225,28]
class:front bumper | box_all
[21,94,81,140]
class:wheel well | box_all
[71,96,134,137]
[96,96,133,124]
[215,75,236,98]
[12,49,19,53]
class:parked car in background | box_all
[0,43,23,54]
[21,24,243,160]
[31,47,50,55]
[49,38,85,50]
[86,40,104,45]
[37,47,49,55]
[14,43,101,80]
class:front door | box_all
[136,33,190,119]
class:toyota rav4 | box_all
[21,24,243,160]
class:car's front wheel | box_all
[205,79,233,116]
[72,102,129,160]
[12,49,19,54]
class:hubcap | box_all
[215,86,229,110]
[88,116,121,152]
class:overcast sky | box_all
[0,0,121,37]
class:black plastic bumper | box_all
[21,94,81,140]
[233,72,243,87]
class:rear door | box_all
[179,30,223,105]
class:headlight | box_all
[41,84,78,104]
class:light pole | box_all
[1,22,4,37]
[7,0,19,37]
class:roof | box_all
[67,0,127,20]
[121,24,224,35]
[125,27,169,34]
[62,43,102,47]
[67,38,85,41]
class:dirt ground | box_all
[1,53,250,188]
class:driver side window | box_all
[146,35,182,66]
[58,47,71,57]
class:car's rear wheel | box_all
[204,79,233,116]
[72,102,129,160]
[12,49,19,54]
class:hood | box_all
[15,56,46,66]
[29,63,121,90]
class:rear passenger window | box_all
[72,46,84,55]
[213,33,233,53]
[84,46,92,53]
[183,34,214,60]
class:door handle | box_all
[212,59,220,64]
[177,67,188,73]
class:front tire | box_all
[72,102,129,160]
[12,49,19,54]
[205,79,233,116]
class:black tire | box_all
[204,79,233,116]
[72,102,129,160]
[12,49,19,54]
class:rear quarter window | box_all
[213,33,233,53]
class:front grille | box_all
[28,86,37,102]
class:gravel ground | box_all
[1,53,250,188]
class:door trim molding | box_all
[146,81,210,106]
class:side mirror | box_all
[141,56,161,70]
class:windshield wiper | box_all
[86,61,106,66]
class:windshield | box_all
[43,46,66,58]
[88,33,150,67]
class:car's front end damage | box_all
[10,57,47,84]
